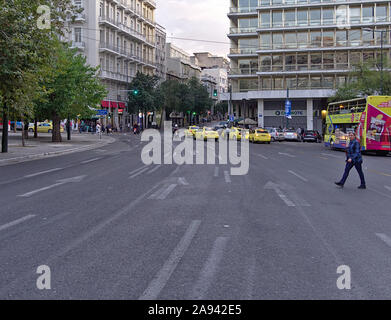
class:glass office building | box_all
[224,0,391,130]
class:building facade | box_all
[223,0,391,131]
[155,24,167,82]
[66,0,157,128]
[191,52,230,69]
[166,43,202,81]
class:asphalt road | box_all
[0,132,391,299]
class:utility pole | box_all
[1,103,8,153]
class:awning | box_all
[101,100,122,108]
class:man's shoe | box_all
[335,182,344,188]
[358,185,366,189]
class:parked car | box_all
[266,127,285,142]
[28,122,64,133]
[302,130,322,143]
[283,129,301,142]
[249,128,271,144]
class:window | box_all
[297,32,308,48]
[336,52,348,69]
[286,77,297,89]
[273,78,283,89]
[297,10,308,26]
[100,1,103,17]
[285,54,296,71]
[322,31,334,47]
[260,55,272,71]
[310,53,322,69]
[260,33,271,49]
[261,78,272,90]
[284,11,296,27]
[74,27,82,42]
[350,7,361,24]
[336,30,347,46]
[363,29,375,45]
[323,53,334,70]
[349,29,361,46]
[323,76,334,88]
[297,54,308,70]
[285,32,297,48]
[311,77,321,88]
[260,13,271,28]
[273,11,283,27]
[362,6,374,23]
[238,18,258,29]
[272,55,283,71]
[350,51,361,66]
[322,8,334,25]
[376,5,388,22]
[239,38,259,53]
[310,9,321,25]
[272,33,283,49]
[310,31,321,47]
[298,77,309,88]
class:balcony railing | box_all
[229,27,257,34]
[229,7,257,14]
[100,70,132,83]
[229,48,258,55]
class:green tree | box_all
[127,72,159,129]
[330,58,391,102]
[0,0,78,151]
[37,42,107,142]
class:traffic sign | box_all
[229,115,234,122]
[96,110,108,116]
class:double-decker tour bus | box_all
[324,96,391,154]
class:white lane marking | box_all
[170,166,181,176]
[214,167,219,177]
[224,171,231,183]
[157,184,177,200]
[24,168,63,178]
[385,186,391,192]
[147,165,162,175]
[129,165,147,176]
[178,177,189,186]
[18,176,86,198]
[129,167,150,179]
[256,154,268,160]
[139,220,202,300]
[189,237,229,300]
[264,181,296,207]
[81,157,101,164]
[0,215,36,232]
[321,153,341,159]
[288,170,309,182]
[376,233,391,247]
[278,152,295,158]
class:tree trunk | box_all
[1,106,8,153]
[34,118,38,138]
[52,113,62,143]
[21,117,25,147]
[24,121,29,140]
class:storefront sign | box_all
[264,110,307,117]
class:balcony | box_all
[229,48,258,56]
[229,7,258,14]
[144,0,157,9]
[229,27,257,35]
[100,70,132,83]
[70,41,85,50]
[229,68,259,76]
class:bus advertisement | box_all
[325,96,391,154]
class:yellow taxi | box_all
[28,122,64,133]
[185,126,199,138]
[195,127,220,141]
[249,128,272,144]
[229,127,249,141]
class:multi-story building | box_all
[191,52,230,69]
[166,43,202,81]
[223,0,391,131]
[66,0,157,128]
[155,24,167,82]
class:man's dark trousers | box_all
[340,161,366,186]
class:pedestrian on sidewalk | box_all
[335,132,366,189]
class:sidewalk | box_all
[0,132,115,166]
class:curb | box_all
[0,137,116,167]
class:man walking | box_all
[335,132,366,189]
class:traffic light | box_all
[133,89,139,96]
[213,89,218,97]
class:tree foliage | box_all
[330,58,391,102]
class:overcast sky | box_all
[156,0,230,57]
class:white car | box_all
[283,130,301,141]
[266,128,285,142]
